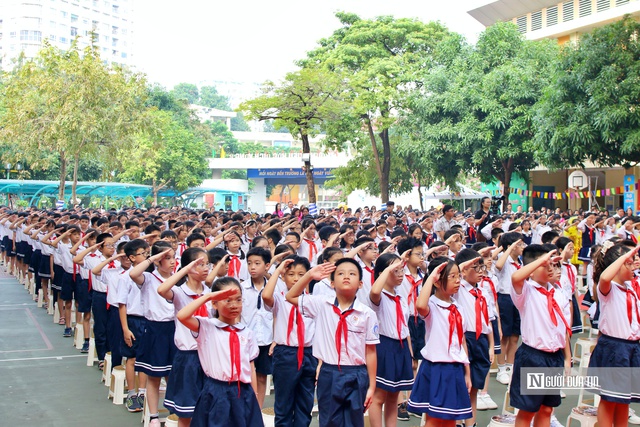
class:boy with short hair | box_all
[351,236,378,305]
[286,258,379,427]
[509,245,571,427]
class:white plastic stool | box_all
[265,374,273,396]
[47,295,54,315]
[141,388,169,427]
[74,324,84,349]
[572,338,596,364]
[262,408,275,427]
[165,414,179,427]
[37,289,44,308]
[102,352,113,386]
[86,338,98,367]
[53,303,60,324]
[108,365,127,405]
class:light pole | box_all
[5,163,11,179]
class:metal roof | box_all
[468,0,560,27]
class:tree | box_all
[300,13,453,203]
[230,112,251,131]
[535,16,640,169]
[199,85,231,110]
[240,67,346,204]
[172,82,199,104]
[400,22,556,209]
[118,110,209,205]
[0,40,149,201]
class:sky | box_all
[132,0,487,89]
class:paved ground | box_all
[0,270,637,427]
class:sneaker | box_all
[629,408,640,425]
[149,419,160,427]
[63,327,72,337]
[407,408,422,418]
[397,402,410,421]
[481,393,498,410]
[550,414,564,427]
[477,393,489,411]
[80,342,89,353]
[125,395,142,412]
[137,394,145,409]
[496,370,510,385]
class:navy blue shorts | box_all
[317,363,369,427]
[191,377,262,427]
[491,318,501,354]
[254,345,273,376]
[465,332,491,389]
[408,315,425,361]
[135,320,177,377]
[60,271,77,302]
[1,236,7,252]
[51,264,64,291]
[28,249,40,273]
[121,315,146,359]
[509,343,564,412]
[375,335,413,392]
[407,360,472,420]
[165,349,204,418]
[16,241,26,259]
[75,278,92,313]
[497,293,521,337]
[38,254,51,279]
[6,239,15,257]
[588,334,640,404]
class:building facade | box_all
[0,0,133,71]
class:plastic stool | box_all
[572,338,596,364]
[102,352,113,386]
[53,303,60,324]
[141,388,169,427]
[108,365,127,405]
[262,408,275,427]
[47,295,54,315]
[86,338,98,367]
[74,324,84,349]
[37,289,44,308]
[165,414,179,427]
[265,374,273,396]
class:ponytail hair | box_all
[592,242,630,303]
[176,247,207,286]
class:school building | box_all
[468,0,640,213]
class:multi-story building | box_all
[0,0,133,71]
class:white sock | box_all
[498,364,506,372]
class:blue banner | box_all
[624,175,635,213]
[247,168,334,179]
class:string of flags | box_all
[486,182,640,199]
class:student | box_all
[351,236,378,305]
[286,258,379,427]
[224,231,248,282]
[369,253,414,427]
[157,247,212,426]
[508,245,571,427]
[312,247,343,299]
[555,237,583,334]
[454,249,494,427]
[284,232,302,253]
[129,241,178,427]
[55,225,82,337]
[118,239,150,413]
[494,232,524,385]
[177,278,263,427]
[588,242,640,427]
[297,219,320,264]
[406,257,472,425]
[240,247,273,408]
[262,255,318,427]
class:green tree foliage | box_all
[200,85,232,110]
[240,67,345,204]
[172,82,199,104]
[0,40,149,200]
[301,12,454,202]
[230,112,251,131]
[535,16,640,169]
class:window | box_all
[112,5,119,14]
[71,14,78,23]
[597,0,610,11]
[111,37,117,46]
[579,0,592,17]
[49,34,57,41]
[10,31,16,38]
[70,27,77,36]
[121,51,127,59]
[59,36,67,43]
[531,11,542,31]
[616,0,630,5]
[547,6,558,26]
[563,1,574,21]
[112,26,118,35]
[516,15,527,33]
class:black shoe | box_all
[398,402,410,421]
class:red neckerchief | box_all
[305,239,318,261]
[425,233,434,247]
[588,227,595,244]
[405,273,421,321]
[469,286,489,340]
[384,292,406,345]
[222,326,241,396]
[511,261,521,270]
[228,255,240,278]
[482,276,497,302]
[286,304,305,370]
[534,286,571,336]
[439,303,463,350]
[468,226,476,241]
[617,283,640,327]
[189,294,208,317]
[332,301,355,369]
[564,263,576,292]
[364,266,375,285]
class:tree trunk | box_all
[379,128,391,203]
[58,151,67,201]
[502,159,514,212]
[365,116,385,202]
[417,176,424,211]
[152,178,159,206]
[300,131,316,204]
[71,152,79,206]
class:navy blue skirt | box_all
[497,293,521,337]
[376,335,413,392]
[135,320,177,377]
[38,254,51,278]
[191,377,263,427]
[571,294,583,334]
[578,246,591,262]
[165,349,205,418]
[510,343,564,412]
[465,332,491,390]
[0,235,7,252]
[51,264,64,291]
[588,334,640,404]
[121,315,146,359]
[408,315,425,361]
[491,318,501,354]
[407,360,472,420]
[28,249,40,273]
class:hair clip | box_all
[601,240,614,255]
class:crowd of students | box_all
[0,199,638,427]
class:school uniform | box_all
[509,279,570,413]
[84,254,117,362]
[38,233,53,280]
[481,274,501,354]
[454,280,493,389]
[75,254,93,314]
[617,228,638,244]
[298,237,321,266]
[29,232,42,292]
[370,290,413,392]
[134,270,177,377]
[103,266,126,368]
[59,242,77,302]
[227,250,248,282]
[268,289,317,427]
[588,280,640,404]
[298,294,379,427]
[115,272,146,360]
[355,256,374,307]
[399,267,425,361]
[240,234,254,254]
[51,241,64,300]
[190,318,263,427]
[241,277,273,375]
[578,220,596,262]
[582,264,600,328]
[561,262,583,334]
[496,259,521,337]
[407,296,472,420]
[164,284,210,419]
[312,278,336,299]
